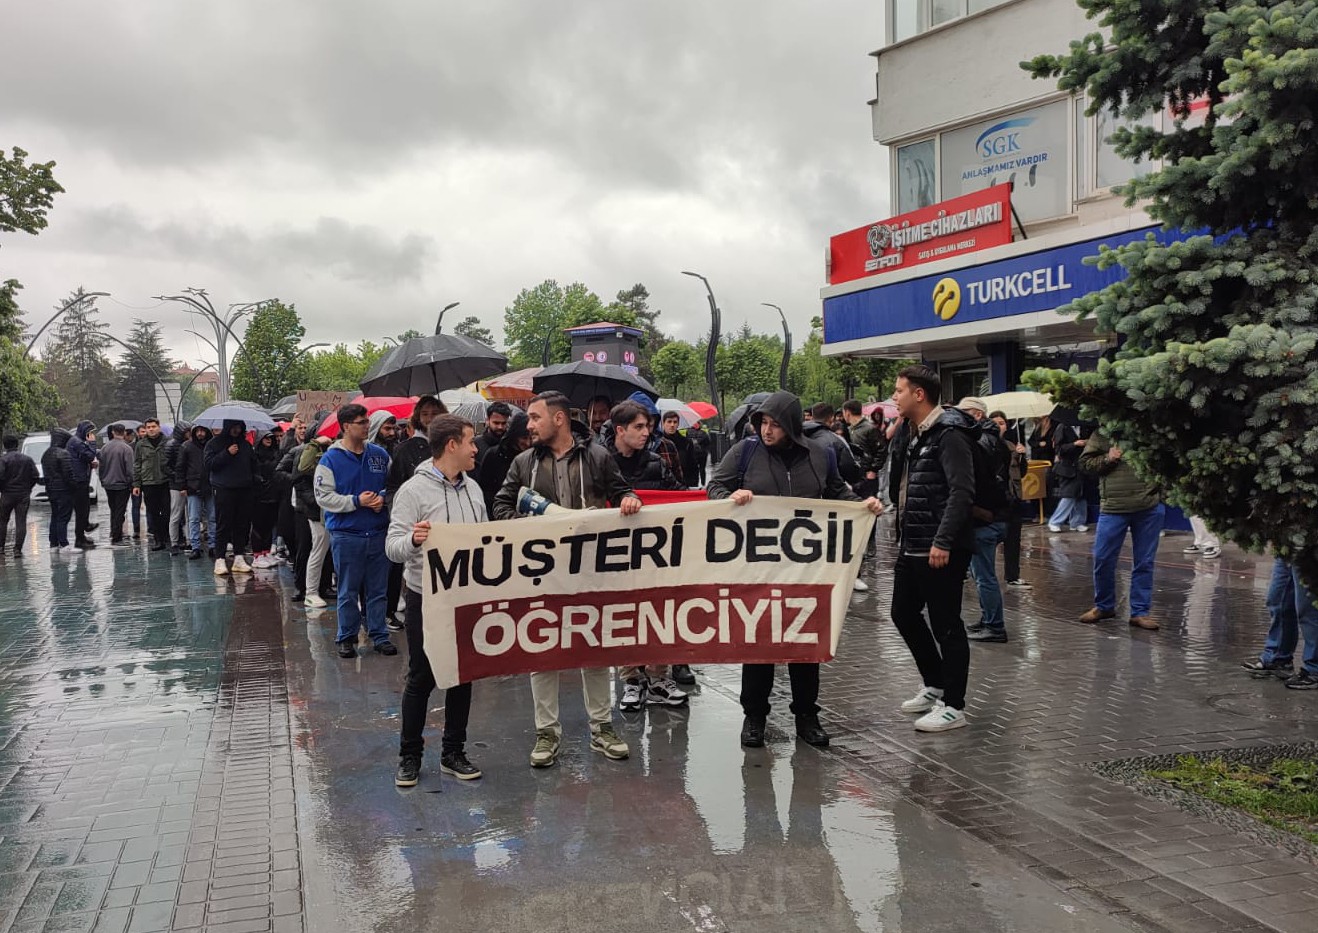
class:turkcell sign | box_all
[823,224,1183,344]
[827,186,1012,285]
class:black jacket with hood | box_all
[41,429,75,497]
[492,421,636,520]
[802,420,861,485]
[287,413,330,520]
[176,426,214,496]
[387,394,445,496]
[607,433,681,492]
[252,430,281,503]
[0,448,41,498]
[707,391,860,503]
[66,420,98,485]
[887,407,977,555]
[164,421,191,490]
[475,412,529,516]
[204,420,257,489]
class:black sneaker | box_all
[386,614,405,632]
[337,642,357,659]
[86,523,99,532]
[740,715,767,748]
[965,623,985,635]
[671,664,696,685]
[1241,657,1293,677]
[968,627,1008,643]
[170,546,182,556]
[1284,670,1318,690]
[291,591,305,603]
[374,642,399,656]
[395,756,421,787]
[188,549,202,560]
[76,540,97,550]
[795,714,830,747]
[440,751,482,780]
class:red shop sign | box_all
[828,186,1013,285]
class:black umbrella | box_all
[268,394,299,420]
[532,361,659,408]
[1049,405,1098,429]
[359,335,507,397]
[725,392,773,438]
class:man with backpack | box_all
[957,398,1013,643]
[888,366,977,733]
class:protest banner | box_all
[294,390,346,423]
[421,497,876,688]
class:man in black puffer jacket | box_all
[708,390,882,750]
[887,365,977,734]
[608,400,681,491]
[204,419,257,574]
[41,428,76,551]
[176,425,215,559]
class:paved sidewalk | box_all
[1,507,1316,932]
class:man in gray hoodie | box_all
[98,424,136,544]
[385,414,487,788]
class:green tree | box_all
[112,320,176,419]
[651,340,702,397]
[179,383,216,421]
[453,315,496,346]
[42,288,116,425]
[1023,0,1318,590]
[715,325,781,412]
[503,280,621,368]
[303,340,389,392]
[396,328,424,342]
[608,283,665,378]
[0,280,59,433]
[0,147,64,238]
[230,301,309,406]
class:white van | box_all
[22,432,100,504]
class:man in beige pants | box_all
[493,391,642,768]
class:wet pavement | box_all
[1,500,1316,932]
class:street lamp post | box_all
[681,271,722,427]
[156,288,270,403]
[434,301,460,335]
[23,290,111,359]
[761,303,792,391]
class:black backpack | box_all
[970,430,1010,521]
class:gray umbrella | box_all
[359,334,507,396]
[532,361,659,408]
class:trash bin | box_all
[1021,459,1051,524]
[709,430,732,466]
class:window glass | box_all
[940,100,1070,222]
[896,140,938,213]
[967,0,1009,14]
[1095,109,1159,189]
[892,0,922,42]
[1075,98,1090,200]
[931,0,964,26]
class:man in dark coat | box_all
[176,425,216,559]
[0,435,42,557]
[205,419,258,574]
[97,424,136,544]
[133,418,172,551]
[475,411,530,517]
[887,366,977,733]
[66,420,99,548]
[164,420,191,553]
[41,429,76,552]
[474,401,512,467]
[707,391,882,749]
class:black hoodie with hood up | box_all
[41,429,75,497]
[176,426,214,495]
[204,420,257,489]
[707,391,859,503]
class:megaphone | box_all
[516,486,568,516]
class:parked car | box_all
[23,432,100,504]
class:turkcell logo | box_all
[975,118,1034,158]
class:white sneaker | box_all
[900,686,944,713]
[1074,524,1089,533]
[1182,543,1201,553]
[1202,546,1221,559]
[645,678,689,707]
[619,681,643,711]
[1048,524,1063,533]
[214,558,229,576]
[852,577,869,592]
[60,545,79,555]
[914,702,967,732]
[251,553,275,569]
[304,593,328,608]
[231,555,252,573]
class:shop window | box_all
[889,0,1015,43]
[1074,96,1162,197]
[896,139,938,213]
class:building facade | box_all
[822,0,1165,400]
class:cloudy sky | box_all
[3,1,889,366]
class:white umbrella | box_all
[655,398,702,428]
[439,389,489,423]
[978,391,1055,420]
[192,401,276,431]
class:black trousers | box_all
[399,587,472,758]
[142,484,170,544]
[1004,507,1023,582]
[214,487,253,557]
[48,493,73,547]
[106,487,131,541]
[891,550,974,709]
[740,663,820,718]
[387,560,404,620]
[0,494,30,552]
[277,494,296,555]
[249,500,278,553]
[72,482,93,542]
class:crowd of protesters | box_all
[1,365,1313,791]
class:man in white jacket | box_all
[385,414,487,788]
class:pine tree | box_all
[42,288,116,426]
[1023,0,1318,591]
[113,320,176,420]
[0,280,59,434]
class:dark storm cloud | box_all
[68,206,435,286]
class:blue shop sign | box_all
[823,224,1182,344]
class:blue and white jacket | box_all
[314,440,391,536]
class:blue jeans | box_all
[48,493,73,547]
[1261,559,1318,675]
[1049,497,1085,528]
[970,521,1007,629]
[187,492,217,551]
[331,532,390,646]
[1093,504,1164,617]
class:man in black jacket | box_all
[611,401,681,492]
[385,395,445,619]
[176,425,216,559]
[0,435,42,557]
[41,429,76,552]
[888,366,977,733]
[659,411,698,489]
[205,419,257,574]
[957,398,1013,644]
[164,421,191,553]
[708,391,883,749]
[474,401,511,467]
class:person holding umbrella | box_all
[386,395,447,628]
[205,419,258,575]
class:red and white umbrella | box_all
[316,397,417,437]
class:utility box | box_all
[565,322,644,374]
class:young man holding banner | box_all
[707,391,884,749]
[493,391,641,768]
[386,415,487,787]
